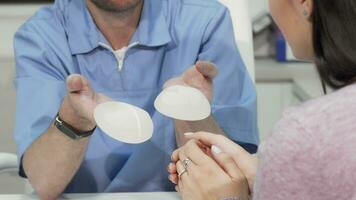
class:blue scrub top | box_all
[13,0,259,193]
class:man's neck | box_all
[87,0,143,50]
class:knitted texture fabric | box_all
[253,84,356,200]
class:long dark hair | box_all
[312,0,356,93]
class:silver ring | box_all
[182,158,192,170]
[178,169,188,179]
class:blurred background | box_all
[0,0,324,195]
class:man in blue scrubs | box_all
[14,0,259,199]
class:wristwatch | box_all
[54,113,96,140]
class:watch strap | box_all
[54,113,95,140]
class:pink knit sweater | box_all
[253,84,356,200]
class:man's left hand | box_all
[164,61,218,102]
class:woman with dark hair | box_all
[167,0,356,199]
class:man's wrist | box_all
[55,113,95,139]
[58,109,95,132]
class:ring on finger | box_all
[182,158,192,170]
[178,168,188,179]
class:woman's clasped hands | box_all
[167,132,258,200]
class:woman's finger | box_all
[187,132,258,191]
[211,146,246,182]
[212,145,256,193]
[185,132,252,164]
[178,149,197,170]
[167,162,178,185]
[169,173,178,185]
[175,185,180,192]
[176,160,188,181]
[176,159,199,197]
[171,148,182,162]
[185,131,225,147]
[182,140,215,166]
[167,162,177,174]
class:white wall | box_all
[249,0,269,21]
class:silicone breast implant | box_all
[94,101,154,144]
[154,85,211,121]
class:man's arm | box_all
[175,115,226,147]
[163,61,226,147]
[174,6,259,150]
[13,23,112,199]
[22,75,109,200]
[23,125,90,200]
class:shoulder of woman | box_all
[256,84,356,199]
[272,84,356,140]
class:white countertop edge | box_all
[255,58,325,100]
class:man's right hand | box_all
[59,74,111,132]
[23,74,111,200]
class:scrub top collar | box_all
[65,0,173,55]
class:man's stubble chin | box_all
[90,0,143,13]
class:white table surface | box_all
[0,193,181,200]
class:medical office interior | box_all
[0,0,325,197]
